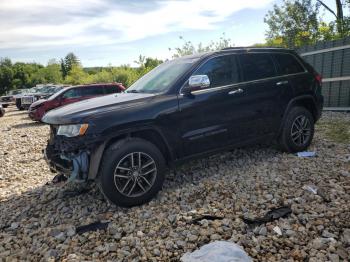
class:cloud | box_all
[0,0,274,50]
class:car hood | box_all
[30,99,46,108]
[42,92,156,125]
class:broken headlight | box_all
[57,124,89,137]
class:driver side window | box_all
[194,55,239,88]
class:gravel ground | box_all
[0,106,349,261]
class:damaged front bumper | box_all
[44,126,105,182]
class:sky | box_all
[0,0,341,67]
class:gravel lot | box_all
[0,106,349,261]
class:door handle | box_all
[228,89,244,95]
[276,80,289,86]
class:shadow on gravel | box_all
[11,122,45,129]
[6,111,28,116]
[164,144,278,189]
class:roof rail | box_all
[221,46,288,51]
[221,47,247,50]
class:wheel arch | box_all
[88,126,173,180]
[278,95,319,136]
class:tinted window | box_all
[239,54,276,81]
[80,86,104,96]
[104,85,118,94]
[62,88,81,99]
[273,53,305,75]
[194,55,239,88]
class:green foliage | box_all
[264,0,320,48]
[0,53,163,95]
[60,52,81,78]
[169,34,233,58]
[31,62,62,86]
[263,0,350,48]
[64,65,92,85]
[0,58,14,94]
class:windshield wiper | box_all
[127,90,140,93]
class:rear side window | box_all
[273,53,305,75]
[194,55,240,88]
[80,86,104,96]
[239,53,276,81]
[62,88,81,98]
[104,85,118,94]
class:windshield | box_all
[127,58,198,94]
[48,87,69,100]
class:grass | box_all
[316,119,350,144]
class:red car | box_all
[29,83,125,121]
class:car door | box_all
[104,85,120,95]
[60,88,83,106]
[80,86,105,100]
[235,53,286,138]
[177,54,247,157]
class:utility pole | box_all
[316,0,344,36]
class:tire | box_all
[99,138,166,207]
[278,106,314,153]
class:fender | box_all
[88,125,174,179]
[277,95,319,136]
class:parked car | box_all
[29,83,125,121]
[0,90,22,108]
[43,48,324,207]
[0,104,4,117]
[19,85,65,110]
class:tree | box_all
[264,0,320,48]
[316,0,350,37]
[12,62,43,88]
[169,34,233,58]
[64,64,91,85]
[134,55,146,67]
[0,58,14,94]
[60,52,80,78]
[31,62,62,85]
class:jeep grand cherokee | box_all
[43,47,323,207]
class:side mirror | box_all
[182,75,210,95]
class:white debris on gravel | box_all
[0,106,349,261]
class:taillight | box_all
[314,74,322,95]
[315,74,322,84]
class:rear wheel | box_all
[99,138,166,207]
[278,106,314,153]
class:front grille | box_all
[21,96,34,105]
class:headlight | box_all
[57,124,89,137]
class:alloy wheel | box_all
[113,152,157,197]
[290,115,311,146]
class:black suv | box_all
[43,48,323,207]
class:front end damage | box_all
[44,125,103,182]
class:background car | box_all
[29,82,125,121]
[19,85,65,110]
[0,90,22,108]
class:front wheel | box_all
[278,106,315,153]
[99,138,166,207]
